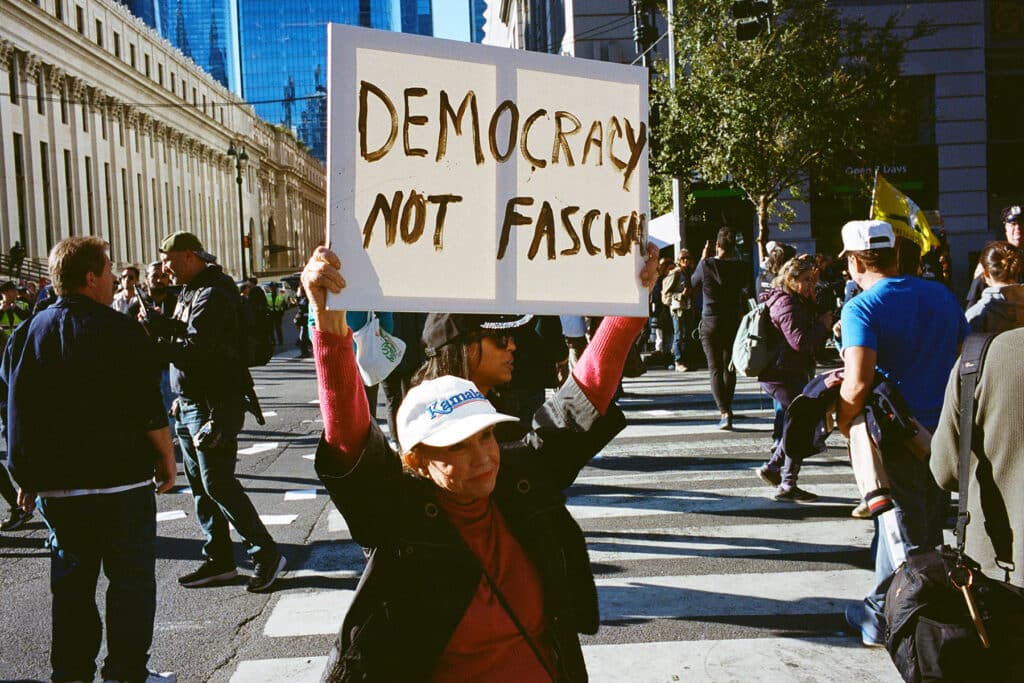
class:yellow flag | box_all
[870,173,940,253]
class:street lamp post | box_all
[227,142,249,280]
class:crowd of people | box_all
[0,202,1021,682]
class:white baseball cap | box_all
[396,376,519,453]
[838,220,896,258]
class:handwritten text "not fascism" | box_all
[358,81,647,191]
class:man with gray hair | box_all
[835,220,969,647]
[1,236,176,682]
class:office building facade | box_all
[2,0,325,278]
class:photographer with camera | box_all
[146,232,285,594]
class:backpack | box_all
[237,295,273,367]
[730,299,780,377]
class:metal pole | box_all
[234,156,246,282]
[667,0,687,251]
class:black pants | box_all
[0,462,17,508]
[699,316,738,413]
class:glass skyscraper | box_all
[121,1,434,161]
[122,1,239,92]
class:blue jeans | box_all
[862,440,947,631]
[177,397,276,566]
[39,485,156,683]
[159,369,175,436]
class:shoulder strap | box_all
[954,332,999,554]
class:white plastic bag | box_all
[352,313,406,386]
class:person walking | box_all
[662,250,698,371]
[691,227,753,429]
[834,220,969,647]
[964,241,1024,333]
[0,281,31,342]
[931,327,1024,586]
[8,241,26,280]
[267,282,288,346]
[1,236,176,683]
[300,243,657,681]
[148,232,285,593]
[755,255,831,502]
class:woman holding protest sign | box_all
[302,243,658,682]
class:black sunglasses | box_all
[471,330,513,349]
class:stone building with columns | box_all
[1,0,325,280]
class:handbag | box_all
[352,312,406,386]
[883,332,1024,682]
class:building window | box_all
[82,104,89,132]
[118,118,124,147]
[170,72,175,92]
[192,87,197,106]
[41,142,54,251]
[12,134,28,245]
[137,173,145,239]
[8,52,18,104]
[60,81,68,123]
[113,32,121,59]
[76,5,84,34]
[95,19,103,47]
[64,149,75,235]
[36,71,45,114]
[104,162,113,246]
[202,94,206,113]
[158,64,163,86]
[84,156,96,235]
[130,44,136,68]
[101,111,107,140]
[120,168,130,259]
[55,0,63,21]
[144,54,150,78]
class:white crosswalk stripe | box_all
[232,370,896,681]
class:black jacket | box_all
[315,377,625,682]
[154,265,247,401]
[1,295,165,492]
[690,257,753,321]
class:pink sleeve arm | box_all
[313,328,371,466]
[571,316,646,415]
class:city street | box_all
[0,343,902,682]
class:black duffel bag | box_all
[883,333,1024,682]
[884,546,1024,681]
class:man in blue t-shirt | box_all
[835,220,969,647]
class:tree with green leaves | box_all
[650,0,926,259]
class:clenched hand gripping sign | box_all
[326,24,649,315]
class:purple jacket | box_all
[757,288,827,383]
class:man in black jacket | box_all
[1,236,176,682]
[151,232,285,593]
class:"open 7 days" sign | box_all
[326,24,649,316]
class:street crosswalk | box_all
[228,369,901,682]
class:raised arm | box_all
[572,243,659,414]
[302,247,371,473]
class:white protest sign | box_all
[326,24,649,315]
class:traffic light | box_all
[731,0,773,41]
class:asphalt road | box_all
[1,338,902,682]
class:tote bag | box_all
[352,313,406,386]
